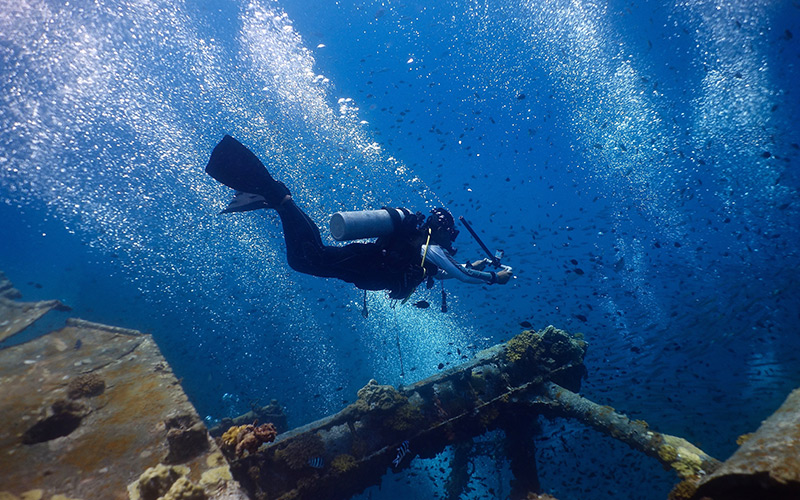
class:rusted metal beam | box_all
[689,387,800,500]
[528,382,720,478]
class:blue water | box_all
[1,0,798,498]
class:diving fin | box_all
[220,191,270,214]
[205,135,289,205]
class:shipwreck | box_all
[0,270,798,500]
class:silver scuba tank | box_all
[329,208,408,241]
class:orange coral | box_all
[254,423,278,442]
[219,423,277,458]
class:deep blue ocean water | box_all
[1,0,799,498]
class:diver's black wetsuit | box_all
[276,200,436,299]
[204,135,500,296]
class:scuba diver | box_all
[204,135,513,301]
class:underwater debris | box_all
[504,325,587,390]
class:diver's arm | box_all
[424,245,497,284]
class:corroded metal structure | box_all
[0,275,247,500]
[225,326,589,499]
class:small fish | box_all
[519,321,532,328]
[74,339,82,350]
[393,440,410,467]
[308,457,324,469]
[412,300,430,309]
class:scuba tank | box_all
[329,208,412,241]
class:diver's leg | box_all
[275,199,330,275]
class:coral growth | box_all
[504,325,588,390]
[478,407,500,428]
[331,454,357,474]
[658,444,678,462]
[354,379,405,413]
[127,463,199,500]
[165,414,209,464]
[470,370,487,394]
[660,436,704,479]
[198,452,233,489]
[274,432,325,470]
[506,329,539,363]
[353,379,424,433]
[736,432,753,445]
[67,373,105,399]
[505,325,586,369]
[219,423,277,458]
[668,479,698,500]
[160,476,206,500]
[385,402,424,432]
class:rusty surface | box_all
[691,387,800,500]
[0,318,247,500]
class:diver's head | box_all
[423,208,459,252]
